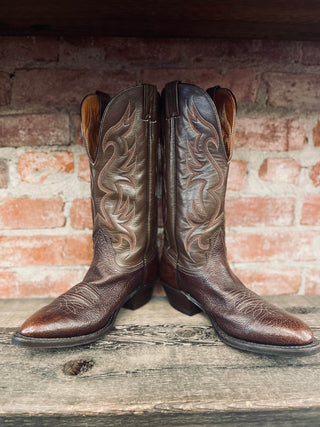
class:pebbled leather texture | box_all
[160,81,314,347]
[17,85,159,341]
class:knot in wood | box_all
[63,359,94,376]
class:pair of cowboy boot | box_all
[12,82,319,356]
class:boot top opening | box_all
[208,87,237,161]
[80,91,110,162]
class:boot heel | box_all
[123,284,154,310]
[164,285,201,316]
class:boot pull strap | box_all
[96,91,111,121]
[207,86,237,160]
[164,81,180,119]
[143,84,158,121]
[206,85,221,102]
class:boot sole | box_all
[12,283,154,349]
[162,282,320,357]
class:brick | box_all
[259,158,301,184]
[300,195,320,225]
[305,269,320,295]
[227,160,247,191]
[287,121,307,150]
[236,118,305,151]
[302,42,320,65]
[157,197,163,227]
[184,39,298,66]
[310,162,320,187]
[153,280,166,297]
[18,151,74,183]
[226,231,319,262]
[0,272,16,298]
[141,68,259,102]
[157,231,164,259]
[79,154,90,182]
[0,114,69,147]
[12,69,136,106]
[234,269,301,295]
[103,38,183,65]
[72,114,83,145]
[225,197,295,227]
[0,72,11,106]
[313,121,320,147]
[59,37,106,68]
[59,38,298,69]
[0,198,65,229]
[0,269,83,298]
[264,73,320,110]
[0,37,58,70]
[0,159,8,188]
[59,37,183,67]
[70,198,92,229]
[0,235,92,267]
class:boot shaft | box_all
[161,81,236,268]
[81,84,159,269]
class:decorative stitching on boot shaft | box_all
[184,99,224,258]
[97,103,137,253]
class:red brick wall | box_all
[0,37,319,297]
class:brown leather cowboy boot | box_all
[160,80,319,356]
[12,84,159,348]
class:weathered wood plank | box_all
[0,296,319,424]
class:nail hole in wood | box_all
[176,329,196,338]
[63,359,94,376]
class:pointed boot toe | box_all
[280,319,314,346]
[237,308,315,346]
[17,310,75,341]
[19,308,58,338]
[13,283,120,347]
[13,304,80,347]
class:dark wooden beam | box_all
[1,0,320,40]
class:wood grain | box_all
[0,296,319,425]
